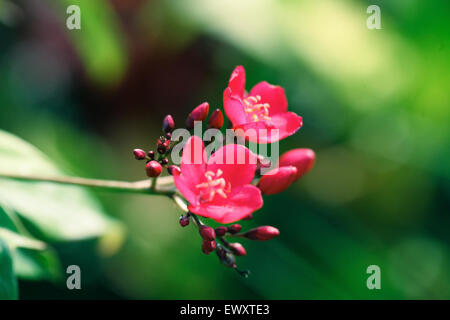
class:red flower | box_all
[174,136,263,223]
[223,66,303,143]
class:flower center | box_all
[243,95,271,122]
[196,169,231,203]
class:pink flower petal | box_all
[234,112,302,144]
[224,88,247,126]
[189,185,263,223]
[249,81,288,115]
[174,174,201,207]
[270,112,303,138]
[174,136,207,206]
[228,65,246,97]
[207,144,257,187]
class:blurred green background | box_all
[0,0,449,299]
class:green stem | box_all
[0,172,175,195]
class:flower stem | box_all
[171,193,189,213]
[190,213,204,227]
[0,172,175,195]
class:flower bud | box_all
[229,243,247,256]
[179,215,189,227]
[199,225,215,241]
[257,166,297,195]
[208,109,224,129]
[228,224,242,234]
[147,150,155,159]
[215,226,228,237]
[201,240,216,255]
[165,132,172,140]
[216,244,236,268]
[167,165,181,176]
[145,160,162,177]
[160,158,169,165]
[162,115,175,133]
[133,149,146,160]
[186,102,209,129]
[279,148,315,181]
[157,139,170,154]
[244,226,280,241]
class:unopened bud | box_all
[179,215,189,227]
[147,150,155,159]
[199,225,215,241]
[167,165,181,176]
[228,224,242,234]
[133,149,146,160]
[208,109,224,129]
[145,160,162,177]
[229,242,247,256]
[215,226,228,237]
[216,244,236,268]
[186,102,209,129]
[157,139,170,154]
[257,166,297,195]
[244,226,280,241]
[160,158,169,165]
[202,240,216,255]
[165,132,172,140]
[279,148,315,181]
[162,115,175,133]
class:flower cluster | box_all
[133,66,315,276]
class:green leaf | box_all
[0,227,61,281]
[0,129,124,246]
[12,247,61,281]
[0,205,62,281]
[0,238,18,300]
[0,227,46,251]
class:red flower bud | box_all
[147,150,155,159]
[179,215,189,227]
[244,226,280,241]
[162,115,175,133]
[208,109,224,129]
[157,139,170,154]
[199,226,215,241]
[215,226,228,237]
[202,240,216,255]
[279,148,315,181]
[165,132,172,140]
[228,224,242,234]
[257,166,297,195]
[229,242,246,256]
[167,165,181,176]
[160,158,169,165]
[186,102,209,129]
[133,149,146,160]
[145,160,162,177]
